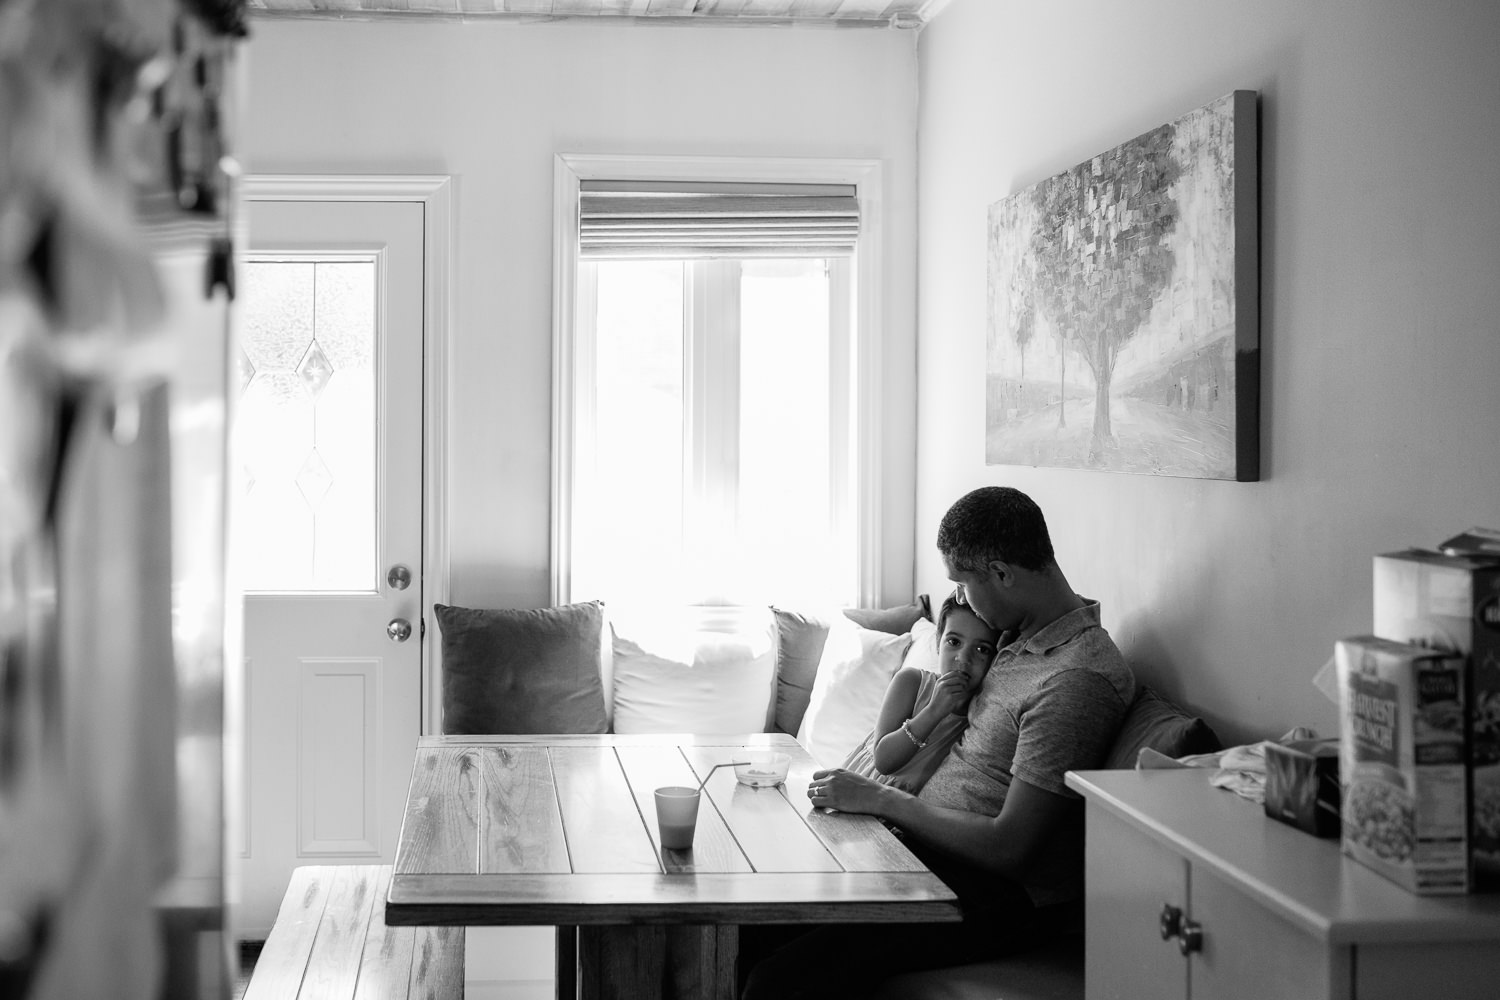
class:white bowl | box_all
[734,753,790,788]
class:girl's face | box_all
[938,606,1000,694]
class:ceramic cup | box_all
[654,786,701,850]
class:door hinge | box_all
[420,617,426,639]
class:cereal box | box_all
[1374,550,1500,889]
[1337,635,1469,894]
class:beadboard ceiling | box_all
[247,0,951,30]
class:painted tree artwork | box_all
[986,91,1259,480]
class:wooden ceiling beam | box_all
[247,0,931,25]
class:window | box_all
[553,156,883,610]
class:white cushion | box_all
[902,616,940,675]
[797,619,912,768]
[610,606,778,734]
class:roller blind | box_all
[578,180,860,260]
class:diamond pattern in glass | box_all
[237,348,257,393]
[297,340,335,399]
[295,448,334,511]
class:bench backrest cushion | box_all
[771,597,932,737]
[1103,685,1221,768]
[797,620,914,768]
[609,606,778,735]
[437,601,608,735]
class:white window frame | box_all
[551,154,883,607]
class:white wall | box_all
[243,17,919,610]
[242,17,917,986]
[916,0,1500,744]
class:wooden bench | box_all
[244,865,464,999]
[873,936,1084,1000]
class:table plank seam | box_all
[699,782,752,871]
[780,784,858,872]
[545,746,578,876]
[611,744,668,871]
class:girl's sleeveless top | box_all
[839,670,969,795]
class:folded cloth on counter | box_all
[1175,727,1321,804]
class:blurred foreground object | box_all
[0,1,246,997]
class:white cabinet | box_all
[1068,769,1500,1000]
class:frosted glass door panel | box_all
[239,259,377,592]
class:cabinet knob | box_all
[1159,903,1183,941]
[1177,918,1204,955]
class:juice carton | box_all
[1337,635,1469,894]
[1264,738,1341,837]
[1374,550,1500,888]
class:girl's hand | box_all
[807,768,890,815]
[927,670,972,717]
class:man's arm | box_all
[816,770,1076,880]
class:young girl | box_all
[839,593,1000,794]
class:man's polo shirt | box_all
[918,598,1135,905]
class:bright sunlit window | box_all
[570,255,855,608]
[555,158,879,610]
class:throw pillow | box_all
[770,597,933,736]
[770,607,833,735]
[436,601,608,735]
[611,608,778,735]
[797,619,912,768]
[900,616,941,674]
[843,598,929,635]
[1104,686,1222,769]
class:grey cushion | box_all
[770,608,832,736]
[769,598,932,736]
[843,598,930,635]
[436,601,608,735]
[1104,686,1221,769]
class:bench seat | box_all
[873,936,1084,1000]
[244,865,464,999]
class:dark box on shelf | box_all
[1264,738,1341,837]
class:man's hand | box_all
[807,767,903,815]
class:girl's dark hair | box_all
[934,591,997,638]
[936,486,1055,573]
[935,592,964,634]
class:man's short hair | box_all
[936,486,1055,573]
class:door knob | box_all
[1177,918,1204,955]
[387,618,413,643]
[387,564,412,591]
[1159,903,1182,941]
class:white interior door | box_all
[237,198,424,936]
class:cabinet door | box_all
[1189,864,1345,1000]
[1085,803,1189,1000]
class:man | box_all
[741,486,1135,999]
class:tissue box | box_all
[1374,550,1500,888]
[1337,635,1470,894]
[1264,739,1341,837]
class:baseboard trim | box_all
[464,980,554,1000]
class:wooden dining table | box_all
[384,732,960,1000]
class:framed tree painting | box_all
[986,90,1259,480]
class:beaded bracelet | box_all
[900,719,927,749]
